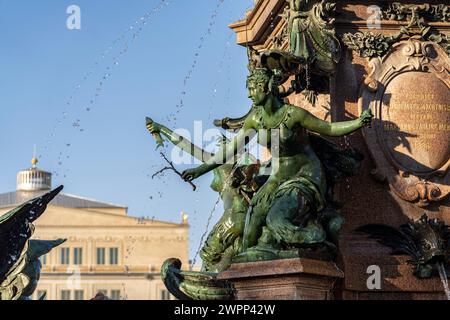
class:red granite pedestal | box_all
[340,233,449,300]
[222,0,450,301]
[217,258,344,300]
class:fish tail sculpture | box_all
[357,214,450,279]
[161,258,235,300]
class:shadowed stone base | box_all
[340,233,449,300]
[217,258,344,300]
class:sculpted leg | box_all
[320,209,344,246]
[266,192,326,245]
[242,203,268,250]
[203,238,241,273]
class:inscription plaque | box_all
[359,38,450,207]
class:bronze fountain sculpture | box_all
[146,50,372,301]
[143,0,377,300]
[147,67,371,299]
[146,118,264,273]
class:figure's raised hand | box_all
[182,168,201,182]
[359,109,373,128]
[146,117,164,149]
[146,117,162,134]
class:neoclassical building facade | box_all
[0,158,189,300]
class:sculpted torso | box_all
[247,104,325,190]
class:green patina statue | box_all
[151,1,370,300]
[0,186,66,300]
[148,97,366,299]
[146,119,265,273]
[270,0,342,104]
[284,0,341,75]
[181,67,372,262]
[151,64,370,300]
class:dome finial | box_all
[31,144,38,168]
[181,211,189,224]
[17,146,52,191]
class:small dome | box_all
[16,158,52,191]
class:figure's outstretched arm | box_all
[147,120,213,162]
[159,125,214,162]
[182,119,257,181]
[295,107,372,137]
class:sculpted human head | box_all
[247,68,272,106]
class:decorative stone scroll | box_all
[342,2,450,58]
[359,38,450,207]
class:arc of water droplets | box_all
[205,2,244,122]
[207,31,234,121]
[223,2,256,112]
[188,3,258,269]
[224,34,234,111]
[190,195,221,269]
[166,0,226,127]
[48,0,171,146]
[147,1,258,268]
[189,160,243,269]
[437,262,450,300]
[205,2,256,121]
[147,0,229,202]
[44,0,172,179]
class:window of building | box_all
[74,290,84,300]
[60,248,70,265]
[96,248,105,265]
[109,248,119,265]
[37,290,47,300]
[39,254,47,266]
[110,290,121,300]
[61,290,71,300]
[161,290,171,300]
[73,248,83,265]
[97,289,108,297]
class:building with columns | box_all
[0,158,189,300]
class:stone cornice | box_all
[33,224,189,229]
[35,236,188,243]
[229,0,449,49]
[229,0,286,46]
[42,266,172,274]
[40,272,161,278]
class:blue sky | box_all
[0,0,255,262]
